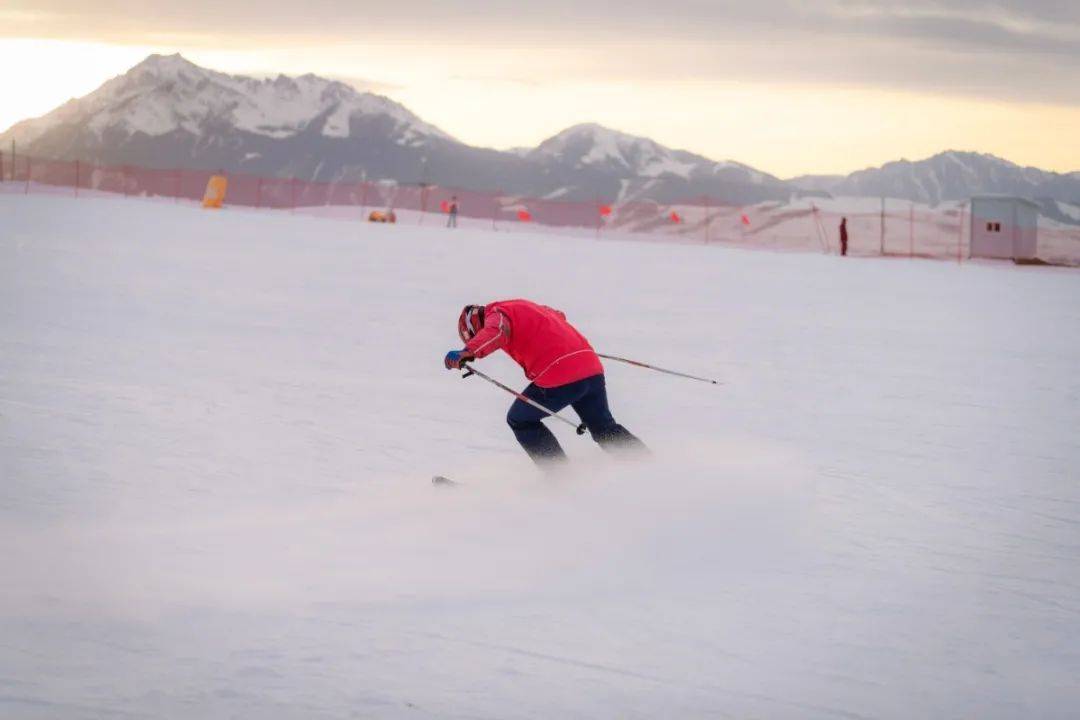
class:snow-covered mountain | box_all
[525,123,789,204]
[5,54,1077,211]
[8,53,452,148]
[0,53,541,192]
[790,151,1080,207]
[531,123,718,179]
[0,55,787,204]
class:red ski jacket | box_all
[464,299,604,388]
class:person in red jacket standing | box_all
[445,299,644,465]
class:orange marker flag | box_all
[440,199,450,213]
[599,204,613,216]
[740,213,750,225]
[669,211,681,224]
[518,209,532,222]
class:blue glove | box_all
[444,350,473,370]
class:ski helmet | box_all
[458,305,485,343]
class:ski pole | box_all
[598,353,722,385]
[461,363,587,435]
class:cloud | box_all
[819,1,1080,54]
[3,0,1078,105]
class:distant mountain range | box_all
[3,53,1079,217]
[790,152,1080,209]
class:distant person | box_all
[447,196,459,228]
[839,217,849,256]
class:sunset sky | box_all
[2,0,1078,178]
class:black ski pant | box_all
[506,373,643,466]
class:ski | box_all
[431,475,460,487]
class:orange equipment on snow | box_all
[202,174,228,208]
[368,210,397,223]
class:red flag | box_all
[669,211,681,224]
[740,213,750,226]
[440,199,450,213]
[599,204,613,216]
[517,209,532,222]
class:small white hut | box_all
[969,196,1039,261]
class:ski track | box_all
[1,193,1079,718]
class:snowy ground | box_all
[2,194,1079,719]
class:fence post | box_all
[956,202,966,265]
[173,169,180,203]
[74,160,80,198]
[360,180,368,219]
[909,202,914,257]
[122,165,129,197]
[809,203,828,253]
[703,195,710,244]
[595,195,601,240]
[290,178,297,212]
[24,157,31,194]
[879,197,885,255]
[255,177,262,209]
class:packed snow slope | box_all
[1,195,1079,719]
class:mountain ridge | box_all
[3,53,1078,210]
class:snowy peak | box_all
[829,150,1079,205]
[530,123,700,179]
[528,123,780,188]
[132,52,204,78]
[7,53,455,146]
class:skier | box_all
[446,196,458,228]
[839,217,849,256]
[444,299,644,466]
